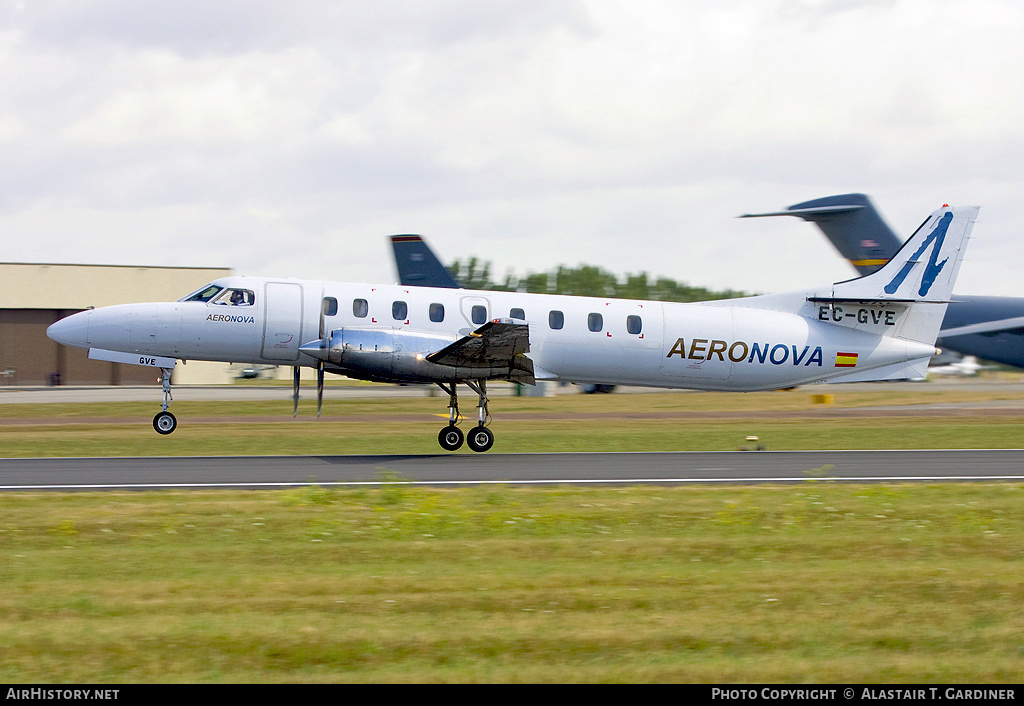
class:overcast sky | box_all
[2,0,1023,297]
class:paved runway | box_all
[2,450,1023,490]
[3,379,1023,490]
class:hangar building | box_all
[1,263,232,386]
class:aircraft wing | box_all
[427,320,535,383]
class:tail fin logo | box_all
[883,212,952,297]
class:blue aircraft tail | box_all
[390,234,462,289]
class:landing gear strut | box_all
[436,380,494,452]
[152,367,177,435]
[436,382,464,451]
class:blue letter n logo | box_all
[884,212,953,297]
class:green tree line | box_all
[448,257,750,302]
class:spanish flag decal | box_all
[835,352,859,368]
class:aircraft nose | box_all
[47,310,91,349]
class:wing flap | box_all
[426,320,535,383]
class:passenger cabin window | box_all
[322,297,338,317]
[549,310,564,330]
[429,303,445,322]
[353,299,368,318]
[627,315,642,335]
[213,288,255,307]
[471,305,487,325]
[393,301,408,321]
[510,308,525,320]
[588,313,603,332]
[183,284,223,303]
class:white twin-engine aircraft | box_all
[47,205,978,452]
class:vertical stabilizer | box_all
[816,205,979,347]
[829,206,977,303]
[390,234,462,289]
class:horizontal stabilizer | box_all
[740,204,864,219]
[807,296,923,305]
[741,193,904,275]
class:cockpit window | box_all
[182,284,224,302]
[212,288,255,307]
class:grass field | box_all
[2,484,1023,683]
[1,383,1023,682]
[2,384,1024,456]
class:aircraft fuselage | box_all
[49,275,934,392]
[44,204,978,450]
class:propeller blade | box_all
[317,293,329,419]
[292,366,300,418]
[317,362,324,419]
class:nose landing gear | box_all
[152,367,177,435]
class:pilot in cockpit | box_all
[223,289,252,306]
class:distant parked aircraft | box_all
[928,355,987,376]
[390,234,462,289]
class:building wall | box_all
[0,263,231,309]
[0,309,142,385]
[0,263,233,386]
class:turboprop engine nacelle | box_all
[300,327,464,383]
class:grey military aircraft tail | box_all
[741,194,1024,370]
[741,193,902,276]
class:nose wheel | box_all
[152,367,177,435]
[153,411,177,435]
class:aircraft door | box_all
[262,282,304,361]
[459,296,491,333]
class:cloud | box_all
[1,1,1023,297]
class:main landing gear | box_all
[152,367,177,435]
[436,380,494,452]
